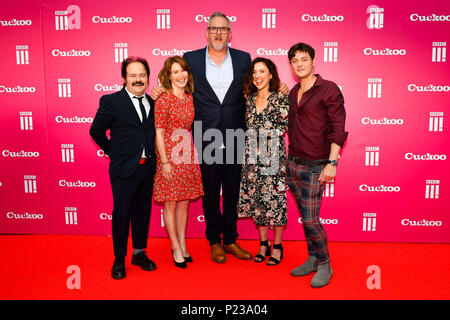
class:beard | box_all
[211,43,226,51]
[210,35,228,51]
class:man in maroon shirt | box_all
[286,43,348,288]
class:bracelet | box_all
[161,161,169,164]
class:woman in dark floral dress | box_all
[238,58,289,265]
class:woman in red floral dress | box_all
[153,56,204,268]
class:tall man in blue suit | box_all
[186,12,253,263]
[152,12,253,263]
[90,57,157,279]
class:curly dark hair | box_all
[242,57,280,97]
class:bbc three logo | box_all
[58,78,71,98]
[61,144,74,162]
[262,8,276,29]
[20,112,33,130]
[363,213,376,231]
[323,180,335,197]
[429,112,444,132]
[54,5,81,30]
[24,175,37,193]
[156,9,170,29]
[432,42,446,62]
[366,6,384,29]
[368,78,382,98]
[65,207,78,225]
[114,43,128,63]
[16,45,29,64]
[365,146,379,166]
[425,180,440,199]
[324,42,338,62]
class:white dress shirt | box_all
[125,87,150,158]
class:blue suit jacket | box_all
[183,47,251,139]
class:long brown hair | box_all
[242,57,280,97]
[158,56,194,94]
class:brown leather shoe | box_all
[223,243,252,260]
[210,244,226,264]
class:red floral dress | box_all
[153,92,204,202]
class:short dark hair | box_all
[242,57,280,97]
[121,56,150,83]
[288,43,315,61]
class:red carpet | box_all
[0,235,448,300]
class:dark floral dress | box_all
[237,91,289,226]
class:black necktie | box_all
[133,96,147,122]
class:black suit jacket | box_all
[90,87,156,178]
[183,47,251,138]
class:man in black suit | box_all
[90,57,157,279]
[152,12,253,263]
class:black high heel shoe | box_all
[172,250,187,268]
[267,243,283,266]
[254,240,271,263]
[184,255,193,263]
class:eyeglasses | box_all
[207,26,230,34]
[127,73,147,79]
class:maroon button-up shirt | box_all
[288,74,348,161]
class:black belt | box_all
[288,155,327,167]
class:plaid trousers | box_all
[287,160,330,264]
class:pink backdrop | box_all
[1,0,449,243]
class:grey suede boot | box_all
[291,255,318,277]
[310,263,333,288]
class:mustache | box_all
[132,81,144,86]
